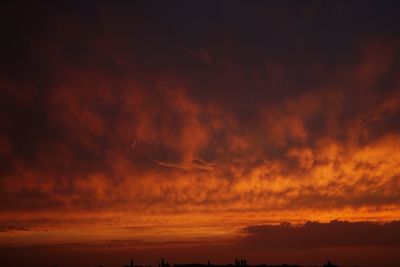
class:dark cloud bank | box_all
[241,220,400,248]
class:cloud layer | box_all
[0,1,400,254]
[242,220,400,248]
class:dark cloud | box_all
[0,224,30,233]
[241,220,400,249]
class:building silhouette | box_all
[323,260,338,267]
[114,257,337,267]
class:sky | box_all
[0,1,400,267]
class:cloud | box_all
[0,224,30,233]
[178,44,213,66]
[241,220,400,249]
[0,1,400,251]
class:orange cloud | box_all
[0,4,400,260]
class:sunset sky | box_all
[1,1,400,267]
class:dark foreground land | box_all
[114,259,339,267]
